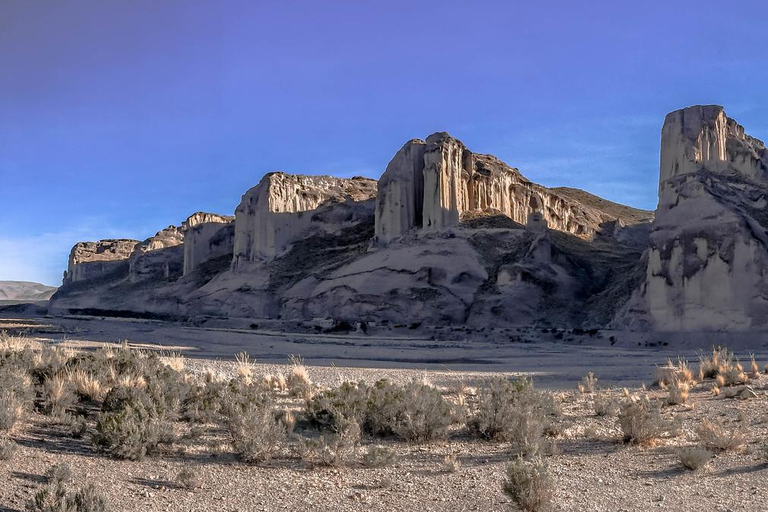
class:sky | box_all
[2,1,768,286]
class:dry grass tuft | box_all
[666,381,690,406]
[696,419,746,452]
[578,372,598,394]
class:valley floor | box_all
[1,316,768,511]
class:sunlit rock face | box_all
[182,212,234,276]
[232,172,377,265]
[64,239,139,284]
[128,226,185,283]
[375,132,646,243]
[617,105,768,331]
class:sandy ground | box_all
[2,315,768,511]
[5,314,768,389]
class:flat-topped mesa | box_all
[233,172,378,265]
[182,212,235,276]
[128,226,185,283]
[376,132,648,243]
[617,105,768,331]
[63,239,139,285]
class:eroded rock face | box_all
[376,132,652,243]
[374,140,426,243]
[128,226,185,283]
[616,105,768,331]
[233,172,377,265]
[182,212,235,276]
[64,239,139,284]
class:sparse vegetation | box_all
[578,372,598,394]
[27,463,109,512]
[618,394,672,445]
[679,447,713,470]
[503,457,553,512]
[362,444,398,467]
[696,419,746,452]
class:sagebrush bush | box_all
[176,467,200,490]
[666,381,689,405]
[296,418,361,467]
[27,464,109,512]
[618,395,671,445]
[307,379,455,442]
[0,391,23,431]
[503,456,553,512]
[679,447,713,470]
[593,394,619,417]
[93,386,176,460]
[470,378,557,456]
[0,437,18,460]
[362,444,398,468]
[226,390,285,463]
[388,382,454,443]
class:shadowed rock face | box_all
[128,226,185,283]
[616,105,768,332]
[182,212,235,276]
[233,172,377,265]
[375,132,653,243]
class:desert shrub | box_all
[578,372,598,394]
[0,437,18,460]
[593,394,619,417]
[503,456,553,512]
[618,395,671,445]
[656,358,694,386]
[93,385,176,460]
[696,419,745,452]
[679,447,713,470]
[307,379,453,442]
[176,467,200,490]
[388,382,454,443]
[226,390,285,463]
[296,418,361,467]
[470,378,557,456]
[306,381,369,432]
[666,381,690,405]
[362,445,398,468]
[182,380,228,423]
[0,391,23,431]
[27,463,109,512]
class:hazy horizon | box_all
[2,1,768,285]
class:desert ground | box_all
[2,314,768,512]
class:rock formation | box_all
[128,226,184,283]
[182,212,235,276]
[63,239,139,285]
[233,172,377,265]
[375,132,653,243]
[616,105,768,331]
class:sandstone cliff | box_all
[375,132,653,244]
[233,172,377,265]
[616,105,768,331]
[63,239,139,285]
[182,212,234,276]
[128,226,185,283]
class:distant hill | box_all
[0,281,58,301]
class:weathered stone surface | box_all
[233,172,377,265]
[375,132,653,243]
[128,226,185,283]
[616,105,768,331]
[64,239,139,284]
[182,212,235,276]
[374,140,426,243]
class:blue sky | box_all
[2,1,768,285]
